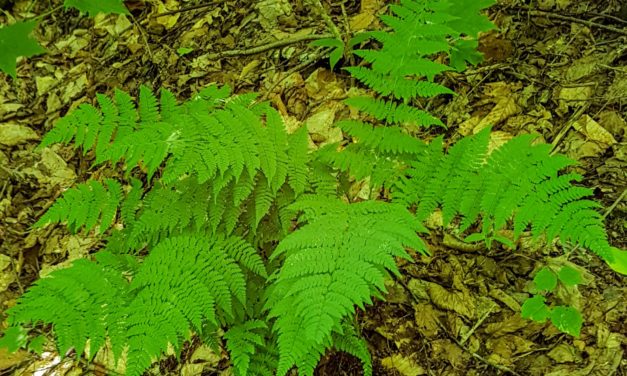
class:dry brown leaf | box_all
[381,354,426,376]
[0,348,29,371]
[474,96,521,134]
[427,282,476,319]
[572,115,617,146]
[0,123,39,146]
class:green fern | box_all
[321,0,495,192]
[266,197,427,375]
[393,127,614,260]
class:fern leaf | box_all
[6,258,128,360]
[393,128,615,260]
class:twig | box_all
[549,105,588,155]
[586,11,627,26]
[459,306,494,346]
[601,188,627,220]
[154,1,222,17]
[434,320,523,376]
[198,33,335,61]
[528,10,627,36]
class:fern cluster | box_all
[3,84,416,376]
[0,0,622,375]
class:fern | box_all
[266,197,427,375]
[346,0,494,107]
[392,127,614,260]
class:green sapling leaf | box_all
[557,265,582,287]
[348,32,371,50]
[533,267,557,292]
[450,39,484,71]
[0,20,46,78]
[177,47,194,56]
[607,247,627,275]
[464,233,485,243]
[550,306,583,337]
[521,295,551,323]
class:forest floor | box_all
[0,0,626,375]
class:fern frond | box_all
[7,235,251,376]
[267,198,427,375]
[34,179,123,234]
[224,320,268,376]
[393,128,614,260]
[6,258,129,360]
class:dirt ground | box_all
[0,0,626,375]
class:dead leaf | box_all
[427,282,476,319]
[381,354,426,376]
[0,123,39,146]
[572,115,617,146]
